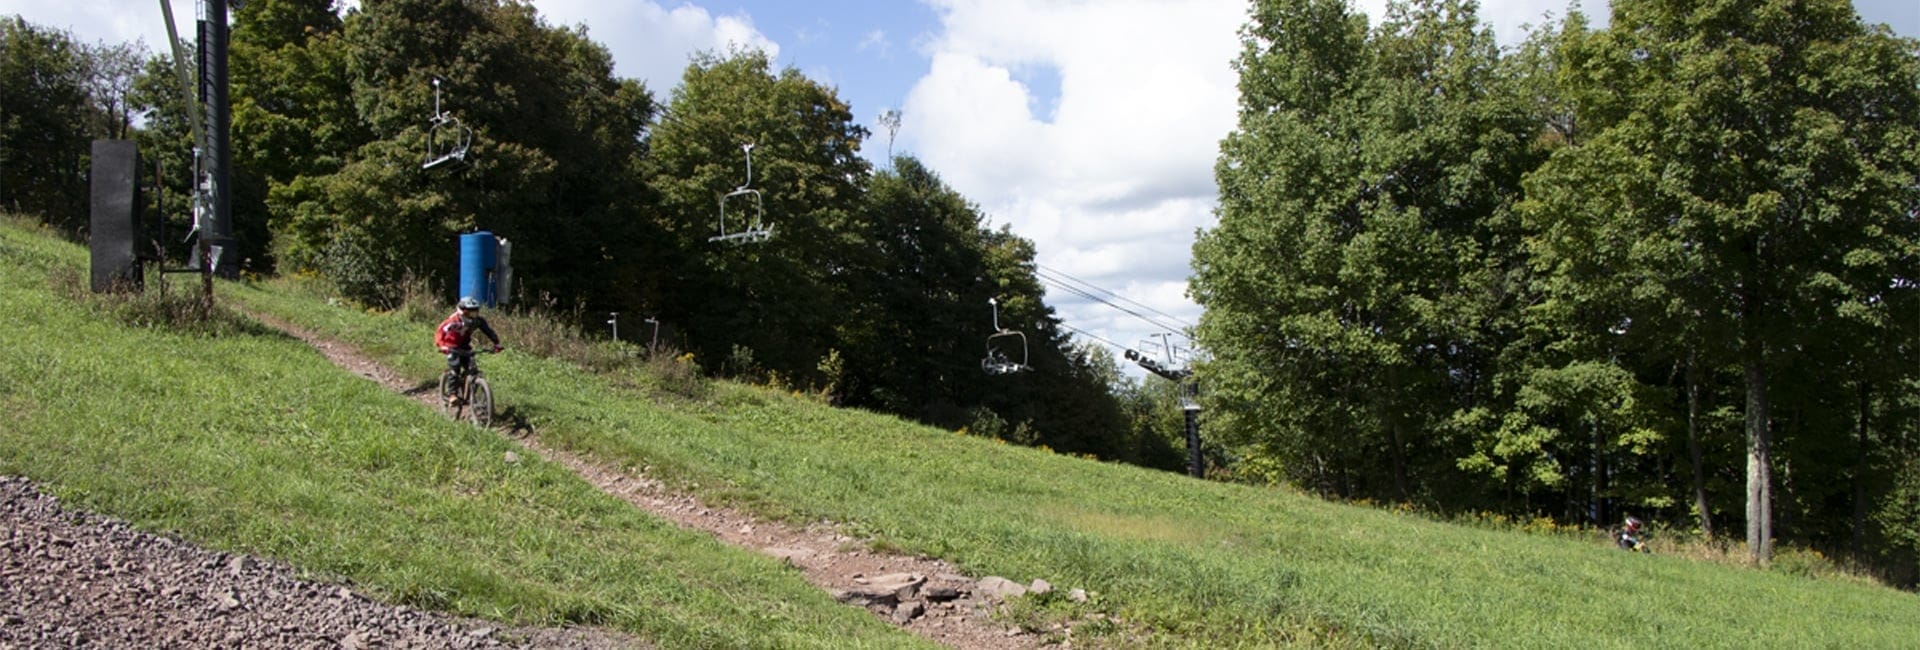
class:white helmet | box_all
[457,296,482,310]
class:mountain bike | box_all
[440,348,497,427]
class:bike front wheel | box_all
[467,377,493,428]
[441,372,463,419]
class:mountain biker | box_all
[436,296,502,404]
[1615,516,1648,552]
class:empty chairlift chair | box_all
[982,298,1030,375]
[711,143,773,244]
[423,77,474,171]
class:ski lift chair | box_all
[711,143,773,243]
[982,298,1030,375]
[423,77,474,171]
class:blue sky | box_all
[8,0,1918,372]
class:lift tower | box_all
[1125,340,1201,478]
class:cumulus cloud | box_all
[903,0,1244,359]
[0,1,196,51]
[0,1,779,99]
[529,0,778,94]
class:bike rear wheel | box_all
[467,377,493,428]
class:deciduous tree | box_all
[1522,0,1920,563]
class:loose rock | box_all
[975,576,1027,600]
[0,476,633,649]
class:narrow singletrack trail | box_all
[260,315,1052,650]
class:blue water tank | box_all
[459,231,498,306]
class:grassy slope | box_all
[0,220,928,649]
[7,219,1917,647]
[228,268,1920,647]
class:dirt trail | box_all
[266,317,1049,650]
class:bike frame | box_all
[443,348,493,426]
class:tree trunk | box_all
[1382,368,1410,501]
[1687,353,1714,537]
[1591,417,1604,526]
[1853,382,1870,553]
[1744,346,1773,565]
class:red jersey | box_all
[436,311,499,352]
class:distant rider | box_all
[1614,516,1648,552]
[436,296,502,404]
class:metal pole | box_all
[154,157,164,263]
[203,0,234,277]
[1184,405,1203,478]
[158,0,204,152]
[608,312,619,342]
[1182,381,1203,478]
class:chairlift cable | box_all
[1053,321,1129,352]
[1034,263,1196,330]
[1034,275,1204,378]
[1035,273,1190,339]
[1034,270,1192,337]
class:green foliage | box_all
[637,350,711,402]
[1879,455,1920,583]
[725,343,761,379]
[836,156,998,418]
[643,49,868,383]
[1525,0,1920,559]
[1196,0,1542,502]
[1455,361,1673,498]
[1202,0,1920,574]
[0,17,93,232]
[1110,368,1198,473]
[248,0,654,305]
[645,59,1133,458]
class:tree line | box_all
[1196,0,1919,577]
[0,0,1190,472]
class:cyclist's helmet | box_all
[1624,516,1643,533]
[457,296,482,311]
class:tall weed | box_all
[47,266,261,337]
[394,270,447,324]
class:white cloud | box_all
[858,29,891,57]
[794,18,830,46]
[0,1,198,51]
[530,1,778,94]
[904,0,1242,364]
[0,1,777,98]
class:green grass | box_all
[0,218,929,649]
[7,216,1919,648]
[225,267,1920,647]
